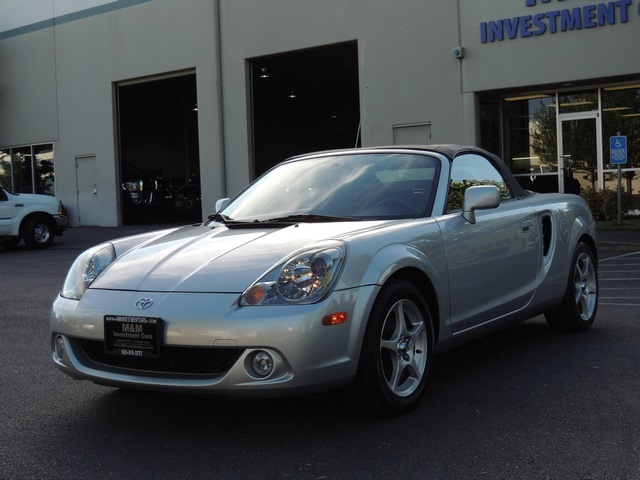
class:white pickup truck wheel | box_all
[22,216,55,249]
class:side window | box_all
[447,153,511,212]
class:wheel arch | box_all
[578,233,598,263]
[355,242,447,348]
[558,210,598,276]
[569,208,597,259]
[19,211,56,236]
[384,267,441,346]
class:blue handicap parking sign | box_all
[610,136,627,165]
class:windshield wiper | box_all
[210,212,358,228]
[265,213,357,223]
[208,212,235,224]
[208,212,285,228]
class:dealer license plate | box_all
[104,315,162,358]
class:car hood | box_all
[7,191,60,206]
[90,221,397,293]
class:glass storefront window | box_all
[602,86,640,170]
[498,94,557,191]
[602,86,640,208]
[558,90,599,114]
[481,83,639,200]
[604,172,639,198]
[34,144,55,195]
[562,117,598,192]
[12,147,33,193]
[0,149,10,189]
[0,144,55,195]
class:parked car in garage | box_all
[51,145,598,415]
[172,184,201,218]
[0,187,67,249]
[121,162,173,222]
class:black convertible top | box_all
[317,144,529,199]
[287,144,529,199]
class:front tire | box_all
[545,242,598,331]
[347,279,433,416]
[22,216,55,249]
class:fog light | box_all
[55,335,66,360]
[251,351,274,377]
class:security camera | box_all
[453,47,465,58]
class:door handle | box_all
[521,220,533,233]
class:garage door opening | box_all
[251,42,360,177]
[117,73,201,225]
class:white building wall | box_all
[459,0,640,92]
[219,0,465,195]
[0,28,58,146]
[1,0,224,226]
[55,0,223,226]
[2,0,640,226]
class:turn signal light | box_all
[321,311,348,326]
[243,284,266,305]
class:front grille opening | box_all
[77,339,244,375]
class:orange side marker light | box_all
[322,311,349,326]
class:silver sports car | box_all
[50,146,598,415]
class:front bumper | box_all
[54,214,67,236]
[50,286,377,397]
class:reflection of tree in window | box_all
[0,150,11,190]
[602,88,640,196]
[447,155,510,212]
[34,145,55,195]
[0,144,56,195]
[531,100,597,192]
[558,91,598,114]
[562,119,598,190]
[12,148,33,193]
[530,105,557,173]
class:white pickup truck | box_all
[0,189,68,249]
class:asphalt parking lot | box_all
[1,223,639,479]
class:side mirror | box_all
[462,185,500,224]
[215,198,230,212]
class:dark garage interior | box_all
[116,42,360,225]
[251,41,361,177]
[117,73,201,225]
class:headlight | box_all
[240,242,346,306]
[122,181,143,192]
[60,243,116,300]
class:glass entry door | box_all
[559,113,602,193]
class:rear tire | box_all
[346,279,433,416]
[22,216,55,249]
[545,242,598,331]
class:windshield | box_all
[220,153,440,222]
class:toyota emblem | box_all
[135,297,154,310]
